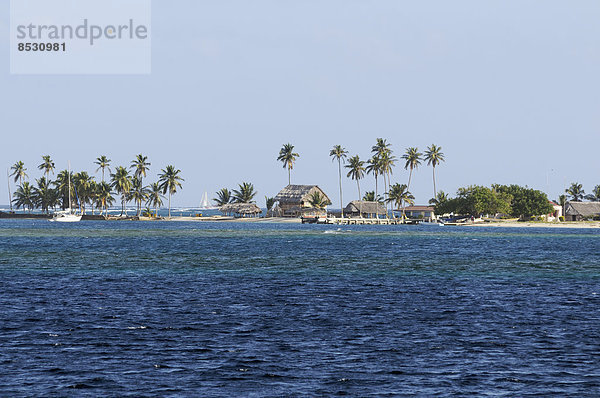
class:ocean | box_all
[1,219,599,396]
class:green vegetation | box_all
[387,183,414,218]
[232,182,257,203]
[10,161,27,185]
[265,196,276,214]
[585,185,600,201]
[345,155,365,202]
[6,155,182,218]
[277,143,299,185]
[329,145,348,218]
[566,182,584,202]
[424,144,445,201]
[402,147,422,192]
[434,185,553,219]
[363,191,383,203]
[158,165,184,218]
[307,191,331,209]
[492,185,554,219]
[213,188,232,206]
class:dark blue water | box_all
[1,220,599,396]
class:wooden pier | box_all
[302,216,416,225]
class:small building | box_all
[273,185,331,217]
[401,205,436,221]
[344,201,386,218]
[547,201,563,221]
[564,202,600,221]
[219,203,262,218]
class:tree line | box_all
[431,182,600,220]
[8,155,183,218]
[276,139,445,217]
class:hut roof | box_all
[565,202,600,216]
[220,203,262,215]
[344,201,386,215]
[274,185,331,204]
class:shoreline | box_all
[2,211,600,228]
[461,220,600,229]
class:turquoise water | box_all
[1,220,599,396]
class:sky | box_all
[1,0,599,208]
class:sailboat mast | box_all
[68,162,72,210]
[7,169,12,212]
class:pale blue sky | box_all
[1,1,599,207]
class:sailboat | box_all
[51,163,82,223]
[199,192,218,210]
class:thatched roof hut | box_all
[565,202,600,221]
[274,185,331,217]
[344,201,386,218]
[219,203,262,218]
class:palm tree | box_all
[130,177,149,216]
[10,161,27,185]
[13,182,35,213]
[566,182,585,202]
[130,154,151,185]
[402,147,422,191]
[428,190,448,206]
[307,191,331,209]
[232,182,257,203]
[387,183,414,220]
[329,145,348,218]
[372,139,394,196]
[38,156,55,180]
[213,188,232,206]
[265,196,276,216]
[147,182,164,218]
[96,181,115,218]
[277,143,300,185]
[584,185,600,201]
[158,165,184,218]
[363,191,384,203]
[95,155,112,182]
[366,155,382,198]
[111,166,133,216]
[96,181,114,217]
[557,194,567,220]
[424,144,445,199]
[54,169,73,210]
[33,177,58,214]
[346,155,365,217]
[73,171,94,214]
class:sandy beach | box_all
[461,220,600,229]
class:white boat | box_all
[199,192,218,210]
[418,220,444,226]
[51,162,81,223]
[51,209,82,223]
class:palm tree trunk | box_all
[383,172,389,218]
[407,169,413,191]
[400,199,405,221]
[288,167,291,185]
[432,166,437,200]
[375,173,379,219]
[357,180,362,218]
[338,159,343,219]
[168,193,172,218]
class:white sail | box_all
[200,192,209,208]
[51,162,81,222]
[199,192,217,210]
